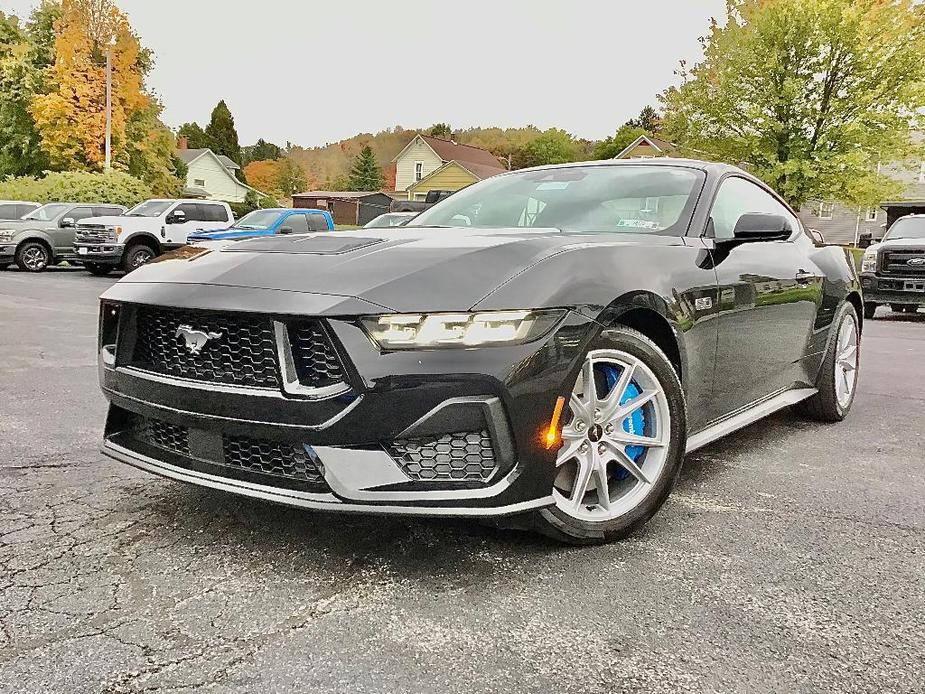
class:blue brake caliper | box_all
[601,364,646,481]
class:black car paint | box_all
[98,159,861,515]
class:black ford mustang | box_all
[98,159,862,543]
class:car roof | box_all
[510,157,748,177]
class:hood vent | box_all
[222,235,384,255]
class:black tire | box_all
[863,302,877,319]
[0,263,9,271]
[891,303,906,313]
[904,305,919,313]
[15,241,51,272]
[532,327,687,545]
[121,243,155,274]
[794,302,860,423]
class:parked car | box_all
[390,189,455,213]
[187,208,334,243]
[0,200,40,220]
[73,199,234,275]
[363,212,418,228]
[96,159,862,544]
[859,213,925,316]
[0,202,126,272]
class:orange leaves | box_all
[243,160,283,194]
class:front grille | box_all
[881,248,925,277]
[132,307,280,388]
[75,226,116,244]
[385,431,498,483]
[132,416,190,457]
[223,436,327,487]
[289,321,346,388]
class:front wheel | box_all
[16,241,51,272]
[795,302,860,422]
[863,302,877,319]
[121,243,155,273]
[533,327,687,544]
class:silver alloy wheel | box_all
[130,247,153,268]
[835,312,859,409]
[22,246,48,271]
[553,349,671,523]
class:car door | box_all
[707,176,824,412]
[200,203,230,231]
[54,206,95,255]
[164,203,204,246]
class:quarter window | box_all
[709,177,799,241]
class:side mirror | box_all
[729,213,792,242]
[278,226,294,235]
[60,217,75,228]
[167,210,186,224]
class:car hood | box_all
[115,227,592,312]
[77,215,134,227]
[871,237,925,251]
[188,228,266,241]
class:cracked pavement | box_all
[1,269,923,693]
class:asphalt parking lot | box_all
[1,268,923,694]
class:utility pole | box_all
[105,49,112,171]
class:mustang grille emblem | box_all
[175,325,223,355]
[907,257,925,267]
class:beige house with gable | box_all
[392,134,507,200]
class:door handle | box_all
[795,270,816,284]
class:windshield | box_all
[364,213,414,228]
[232,210,283,230]
[884,217,925,241]
[408,165,704,234]
[24,203,70,221]
[126,200,172,217]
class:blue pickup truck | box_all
[187,208,334,242]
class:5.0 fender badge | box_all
[175,325,222,355]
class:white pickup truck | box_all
[73,199,234,275]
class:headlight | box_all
[861,251,877,273]
[362,310,565,349]
[0,230,16,242]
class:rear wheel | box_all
[533,328,686,544]
[85,262,113,276]
[15,241,50,272]
[795,302,859,422]
[121,243,155,273]
[904,305,919,313]
[863,302,877,319]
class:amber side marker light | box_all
[544,396,567,449]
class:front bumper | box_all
[99,299,596,517]
[0,243,16,262]
[73,242,124,265]
[860,273,925,305]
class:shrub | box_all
[0,171,153,208]
[229,190,280,219]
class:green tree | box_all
[346,145,384,190]
[242,138,281,164]
[178,121,209,149]
[428,122,452,138]
[274,157,308,197]
[626,105,661,133]
[660,0,925,209]
[204,100,241,165]
[516,128,579,168]
[593,124,649,160]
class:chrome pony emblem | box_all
[907,257,925,267]
[175,325,222,355]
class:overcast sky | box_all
[4,0,727,147]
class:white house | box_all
[176,145,262,203]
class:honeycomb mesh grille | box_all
[132,307,280,388]
[385,431,497,482]
[133,416,190,457]
[223,436,327,488]
[289,321,346,388]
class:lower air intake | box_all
[385,431,498,483]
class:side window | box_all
[709,177,798,240]
[306,214,329,231]
[0,204,17,219]
[279,214,308,234]
[17,204,37,218]
[203,204,229,222]
[175,203,201,221]
[68,207,95,223]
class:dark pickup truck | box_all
[390,189,455,213]
[860,214,925,316]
